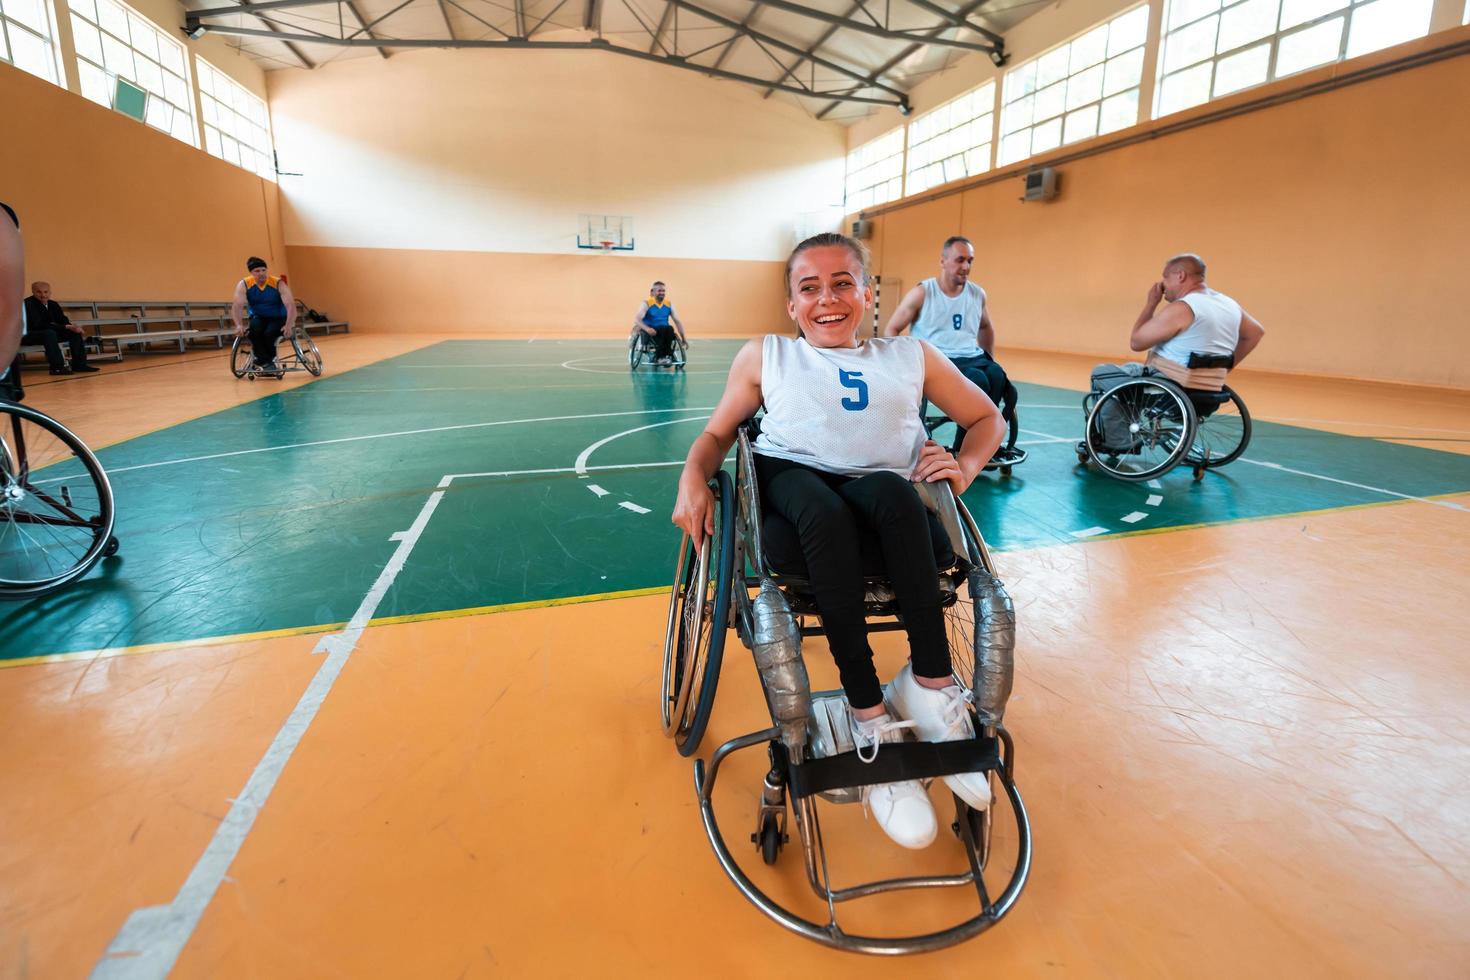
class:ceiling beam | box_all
[342,0,390,57]
[759,0,860,99]
[436,0,456,38]
[737,0,1000,54]
[663,0,908,103]
[903,0,1004,48]
[709,4,756,69]
[647,1,673,54]
[192,25,909,107]
[816,0,995,118]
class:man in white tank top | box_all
[1087,253,1266,449]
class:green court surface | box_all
[5,339,1469,662]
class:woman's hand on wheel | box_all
[912,439,975,496]
[672,474,715,550]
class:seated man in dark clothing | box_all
[23,282,97,375]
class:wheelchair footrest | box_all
[984,446,1028,469]
[794,695,1000,801]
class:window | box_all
[844,128,905,211]
[905,81,997,196]
[68,0,196,145]
[198,58,276,180]
[1,0,65,86]
[999,5,1150,167]
[1156,0,1434,116]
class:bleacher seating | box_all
[17,299,349,366]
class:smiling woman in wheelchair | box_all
[672,232,1005,850]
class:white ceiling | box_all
[184,0,1036,123]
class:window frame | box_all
[67,0,198,146]
[197,55,277,181]
[997,3,1152,169]
[0,0,67,88]
[844,127,906,212]
[1154,0,1437,118]
[904,80,998,197]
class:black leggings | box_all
[249,315,287,365]
[944,353,1013,452]
[755,454,950,709]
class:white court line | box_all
[91,485,449,979]
[1147,479,1163,489]
[1237,459,1470,512]
[1146,494,1163,506]
[1120,511,1148,524]
[441,459,687,484]
[82,407,714,480]
[587,484,610,497]
[619,501,652,514]
[1072,526,1109,538]
[1017,428,1075,444]
[573,416,709,476]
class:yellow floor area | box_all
[2,342,1467,977]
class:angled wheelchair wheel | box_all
[0,401,116,599]
[230,336,251,378]
[292,331,324,377]
[671,340,687,369]
[628,332,645,369]
[661,468,736,756]
[1083,378,1197,482]
[1185,385,1251,471]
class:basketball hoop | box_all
[598,240,615,254]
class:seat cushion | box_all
[762,507,957,579]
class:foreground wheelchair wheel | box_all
[1185,385,1251,472]
[661,469,736,756]
[1083,378,1197,482]
[0,401,117,599]
[230,336,250,378]
[628,333,645,369]
[670,341,687,369]
[292,331,324,377]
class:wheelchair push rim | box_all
[660,469,736,756]
[0,401,117,598]
[1082,377,1197,482]
[292,331,324,377]
[1185,385,1251,470]
[229,335,250,378]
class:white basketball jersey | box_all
[754,335,928,478]
[909,277,986,357]
[1154,287,1242,364]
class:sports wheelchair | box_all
[660,422,1031,953]
[1077,354,1251,482]
[231,327,323,380]
[628,328,686,370]
[0,395,119,598]
[923,378,1027,477]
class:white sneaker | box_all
[889,665,993,811]
[851,711,937,849]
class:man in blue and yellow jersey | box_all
[231,256,296,379]
[633,281,687,365]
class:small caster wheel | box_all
[1000,465,1013,477]
[1193,466,1205,481]
[1076,451,1089,465]
[103,535,120,557]
[756,814,784,865]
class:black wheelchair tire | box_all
[0,401,116,598]
[230,336,250,378]
[1185,385,1251,470]
[1083,378,1197,482]
[629,333,645,369]
[758,812,783,865]
[675,468,737,757]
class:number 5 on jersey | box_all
[838,369,868,411]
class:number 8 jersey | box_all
[910,277,987,357]
[753,334,927,478]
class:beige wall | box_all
[863,30,1470,388]
[1,60,285,301]
[269,47,847,334]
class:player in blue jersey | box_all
[633,281,687,365]
[231,256,297,379]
